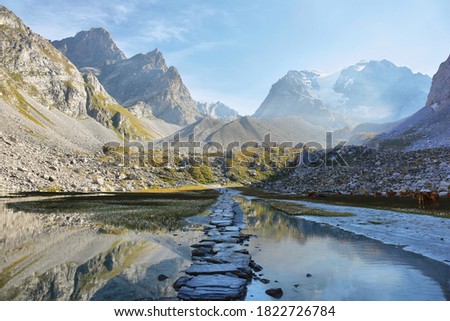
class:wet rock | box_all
[173,276,191,290]
[250,261,263,272]
[157,274,169,281]
[260,278,270,284]
[265,288,283,299]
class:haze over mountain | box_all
[253,71,338,130]
[159,115,325,148]
[54,30,201,126]
[369,55,450,150]
[254,60,431,129]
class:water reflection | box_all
[236,197,450,301]
[0,196,201,301]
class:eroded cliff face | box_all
[98,50,200,126]
[426,54,450,109]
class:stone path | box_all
[174,189,256,300]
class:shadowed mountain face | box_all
[98,49,200,126]
[51,28,126,72]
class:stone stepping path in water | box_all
[174,189,258,300]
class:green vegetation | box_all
[267,200,353,217]
[39,44,74,75]
[7,190,219,232]
[189,164,214,184]
[85,83,153,140]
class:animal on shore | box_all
[414,191,439,209]
[374,192,382,198]
[386,191,396,198]
[308,191,317,199]
[429,192,439,209]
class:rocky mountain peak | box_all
[0,5,28,30]
[426,54,450,109]
[52,27,126,70]
[196,101,240,120]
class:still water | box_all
[1,193,449,300]
[235,197,450,301]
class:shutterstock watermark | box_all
[103,132,348,169]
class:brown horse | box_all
[414,191,439,209]
[374,192,382,198]
[386,191,396,198]
[308,191,317,199]
[430,192,439,209]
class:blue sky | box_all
[3,0,450,115]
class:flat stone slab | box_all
[178,286,245,300]
[211,252,251,265]
[204,236,240,243]
[186,274,247,289]
[186,263,252,278]
[223,226,240,232]
[191,242,215,248]
[213,243,248,253]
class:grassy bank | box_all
[267,200,353,217]
[7,189,219,231]
[237,187,450,218]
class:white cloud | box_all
[141,20,188,42]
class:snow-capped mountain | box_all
[254,60,431,129]
[253,70,338,129]
[196,101,240,120]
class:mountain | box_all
[159,115,325,147]
[54,29,201,127]
[0,5,155,146]
[51,28,126,73]
[253,71,337,129]
[368,55,450,150]
[332,60,431,122]
[196,101,240,120]
[254,61,431,129]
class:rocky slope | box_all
[51,27,126,73]
[257,146,450,195]
[196,101,240,120]
[159,115,326,147]
[0,5,155,140]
